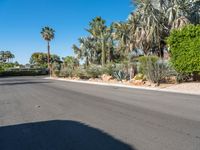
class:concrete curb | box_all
[45,77,200,96]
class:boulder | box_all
[101,74,113,82]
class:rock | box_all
[131,80,145,86]
[145,81,152,86]
[101,74,113,82]
[109,79,118,83]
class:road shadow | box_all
[0,81,51,86]
[0,120,135,150]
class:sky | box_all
[0,0,134,64]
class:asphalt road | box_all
[0,76,200,150]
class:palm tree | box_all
[165,0,191,29]
[112,22,131,56]
[87,17,111,66]
[73,36,98,66]
[41,26,55,75]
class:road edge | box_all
[44,77,200,96]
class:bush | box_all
[85,65,102,78]
[112,63,129,81]
[0,68,47,77]
[138,56,159,74]
[134,73,144,80]
[101,63,116,75]
[167,25,200,80]
[52,62,61,77]
[59,67,74,78]
[74,67,88,79]
[139,56,175,85]
[0,63,16,71]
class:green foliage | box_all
[113,70,129,81]
[59,67,74,78]
[30,52,61,67]
[85,65,102,78]
[138,56,159,74]
[63,56,79,68]
[167,25,200,74]
[0,51,15,63]
[0,68,47,77]
[134,73,144,80]
[101,63,116,75]
[52,62,61,77]
[74,68,88,79]
[41,27,55,41]
[112,63,129,81]
[139,56,175,84]
[0,62,18,71]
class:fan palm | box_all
[41,26,55,74]
[87,17,111,66]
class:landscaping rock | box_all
[130,79,145,86]
[101,74,113,82]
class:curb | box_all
[45,77,200,96]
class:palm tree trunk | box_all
[101,40,106,66]
[47,41,51,77]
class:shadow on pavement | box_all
[0,81,51,86]
[0,120,135,150]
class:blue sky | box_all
[0,0,134,64]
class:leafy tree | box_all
[167,25,200,80]
[30,52,61,67]
[62,56,79,68]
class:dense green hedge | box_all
[0,68,48,77]
[167,25,200,74]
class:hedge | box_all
[167,25,200,74]
[0,68,48,77]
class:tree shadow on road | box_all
[0,120,136,150]
[0,81,51,86]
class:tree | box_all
[112,22,131,57]
[62,56,79,69]
[73,37,97,67]
[41,27,55,75]
[30,52,61,67]
[167,25,200,80]
[0,51,15,63]
[87,17,111,66]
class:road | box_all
[0,76,200,150]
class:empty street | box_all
[0,76,200,150]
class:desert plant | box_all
[139,56,175,85]
[85,65,102,78]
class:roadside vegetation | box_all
[50,0,200,86]
[0,0,199,85]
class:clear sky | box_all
[0,0,134,64]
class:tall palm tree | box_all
[165,0,191,29]
[87,17,111,66]
[41,26,55,75]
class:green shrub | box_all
[113,70,129,81]
[112,63,129,81]
[59,67,74,78]
[52,62,61,77]
[101,63,116,75]
[0,68,47,77]
[139,56,175,85]
[85,65,102,78]
[134,73,144,80]
[74,67,88,79]
[138,56,159,74]
[167,25,200,79]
